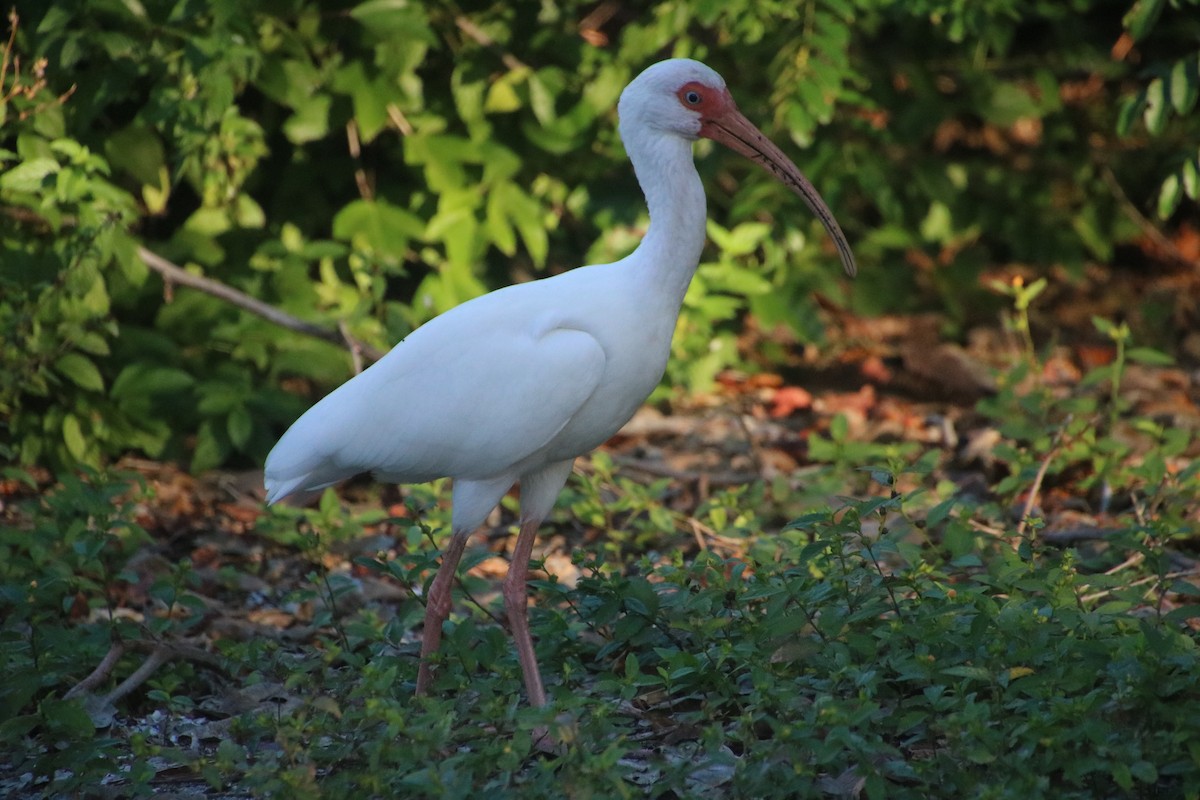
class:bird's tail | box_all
[263,415,358,504]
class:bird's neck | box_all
[626,133,708,307]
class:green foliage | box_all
[0,467,158,796]
[1117,0,1200,218]
[1,0,1196,470]
[5,457,1199,797]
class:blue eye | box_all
[685,90,702,104]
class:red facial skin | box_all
[675,80,857,278]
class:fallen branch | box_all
[64,641,127,700]
[66,636,228,726]
[137,246,386,364]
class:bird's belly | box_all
[536,338,669,465]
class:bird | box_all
[264,58,856,708]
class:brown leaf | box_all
[769,386,813,417]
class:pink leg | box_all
[502,518,547,707]
[415,529,471,696]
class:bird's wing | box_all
[371,322,608,480]
[264,315,607,502]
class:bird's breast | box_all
[537,303,677,463]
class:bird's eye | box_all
[685,90,702,105]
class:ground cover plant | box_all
[2,0,1200,797]
[2,305,1198,797]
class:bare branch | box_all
[137,246,386,363]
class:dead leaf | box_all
[770,386,813,417]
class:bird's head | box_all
[618,58,857,278]
[617,58,729,140]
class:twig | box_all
[345,119,374,201]
[339,319,365,375]
[1,9,17,94]
[137,246,386,363]
[967,517,1008,538]
[1,10,76,119]
[386,103,414,136]
[578,1,619,45]
[1100,165,1198,271]
[1104,551,1145,575]
[1015,418,1070,539]
[685,515,749,553]
[454,16,528,72]
[1080,567,1200,605]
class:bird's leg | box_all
[415,527,471,696]
[502,517,547,707]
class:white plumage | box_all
[265,58,855,710]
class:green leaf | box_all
[62,414,88,462]
[333,199,424,257]
[919,202,953,243]
[830,413,849,442]
[784,512,832,532]
[351,0,431,37]
[1129,761,1157,784]
[191,421,227,473]
[55,352,105,392]
[111,365,195,399]
[1115,92,1146,137]
[1157,173,1182,219]
[1122,0,1165,42]
[227,407,252,449]
[334,62,393,143]
[1126,346,1173,366]
[1111,760,1133,790]
[39,698,95,739]
[1183,157,1199,199]
[1143,77,1168,136]
[1170,578,1200,596]
[1169,56,1199,114]
[527,72,556,125]
[987,82,1040,126]
[941,665,992,681]
[1090,316,1120,338]
[105,124,165,186]
[708,221,771,257]
[0,157,60,192]
[283,95,332,144]
[485,73,523,114]
[485,189,517,255]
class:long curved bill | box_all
[702,101,857,278]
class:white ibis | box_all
[264,58,855,707]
